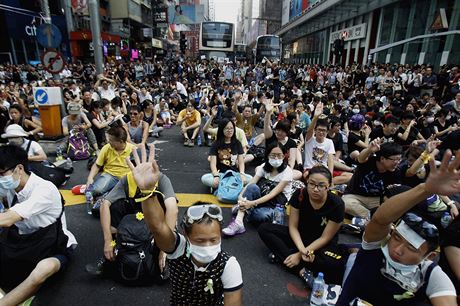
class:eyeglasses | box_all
[315,128,327,133]
[185,204,223,225]
[401,212,438,239]
[386,156,402,163]
[130,112,139,116]
[268,153,284,159]
[307,181,328,191]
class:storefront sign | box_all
[329,23,367,44]
[154,8,168,23]
[152,38,164,49]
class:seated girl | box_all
[222,143,293,237]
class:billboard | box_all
[289,0,323,21]
[168,4,204,24]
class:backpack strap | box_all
[25,140,32,155]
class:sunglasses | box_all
[402,213,438,239]
[185,205,223,225]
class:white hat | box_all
[1,124,28,138]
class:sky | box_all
[214,0,240,24]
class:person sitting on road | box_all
[85,151,178,277]
[1,124,47,162]
[87,100,113,148]
[201,118,251,191]
[0,145,77,306]
[203,107,248,151]
[222,142,293,236]
[232,91,263,141]
[347,114,372,162]
[369,114,400,143]
[126,148,243,305]
[85,126,135,211]
[125,104,149,149]
[154,97,173,128]
[141,99,163,138]
[342,139,403,219]
[6,104,42,140]
[61,102,99,154]
[176,100,201,147]
[258,165,347,286]
[337,151,458,306]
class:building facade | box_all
[277,0,460,69]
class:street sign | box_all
[34,88,48,105]
[36,23,62,49]
[33,87,63,106]
[41,50,65,74]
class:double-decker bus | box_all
[254,35,282,64]
[199,22,234,62]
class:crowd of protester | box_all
[0,57,459,305]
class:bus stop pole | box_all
[88,0,104,75]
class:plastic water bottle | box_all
[197,134,202,146]
[56,146,63,160]
[66,157,73,169]
[0,202,4,213]
[272,204,285,225]
[85,185,94,215]
[310,272,326,305]
[440,211,452,228]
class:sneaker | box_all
[301,269,315,289]
[231,204,239,216]
[85,257,106,276]
[85,191,94,215]
[189,139,195,147]
[153,132,160,138]
[184,139,189,146]
[222,219,246,236]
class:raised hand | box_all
[313,102,323,117]
[125,144,160,190]
[262,97,274,113]
[425,150,460,196]
[426,139,441,153]
[368,137,382,153]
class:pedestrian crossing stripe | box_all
[59,190,234,208]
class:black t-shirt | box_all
[345,156,402,196]
[369,126,396,143]
[288,126,303,142]
[347,132,364,154]
[209,140,244,172]
[399,161,429,188]
[327,132,344,153]
[289,189,344,246]
[396,126,420,147]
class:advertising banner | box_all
[168,4,204,24]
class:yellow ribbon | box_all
[126,172,163,202]
[394,291,415,301]
[204,278,214,294]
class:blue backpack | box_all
[215,170,243,204]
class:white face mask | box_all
[381,244,424,292]
[446,115,452,120]
[188,242,221,264]
[426,117,435,124]
[269,158,283,168]
[352,109,360,114]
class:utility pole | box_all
[61,0,74,34]
[40,0,52,23]
[88,0,104,75]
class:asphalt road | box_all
[32,126,357,306]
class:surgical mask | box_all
[446,115,452,120]
[426,117,434,124]
[188,242,221,264]
[381,244,423,292]
[269,158,283,168]
[352,109,360,114]
[0,173,20,190]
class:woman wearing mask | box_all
[222,143,293,237]
[258,165,346,285]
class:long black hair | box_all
[214,118,237,148]
[263,142,288,173]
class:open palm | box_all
[425,150,460,196]
[126,144,160,190]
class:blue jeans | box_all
[243,183,274,223]
[91,173,119,197]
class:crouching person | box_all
[85,158,178,280]
[0,146,77,305]
[128,145,243,305]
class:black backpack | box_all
[115,214,161,285]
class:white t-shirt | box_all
[255,163,293,199]
[303,137,335,169]
[20,139,44,157]
[361,238,456,299]
[98,85,116,101]
[167,233,243,291]
[7,173,77,247]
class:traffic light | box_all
[180,32,187,53]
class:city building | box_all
[277,0,460,69]
[241,0,282,47]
